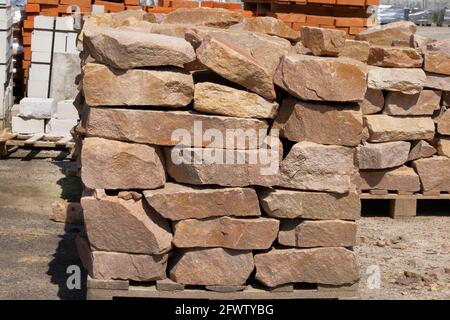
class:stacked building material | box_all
[146,1,253,17]
[0,0,13,122]
[75,9,363,291]
[243,0,378,37]
[350,22,450,198]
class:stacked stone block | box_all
[75,8,367,290]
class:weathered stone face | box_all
[278,220,357,248]
[300,26,346,57]
[273,99,362,147]
[412,156,450,191]
[367,67,426,94]
[143,183,260,220]
[230,16,300,41]
[359,89,385,115]
[258,189,360,220]
[443,92,450,107]
[436,137,450,157]
[194,82,279,119]
[173,216,279,250]
[76,236,168,281]
[278,141,357,194]
[162,8,244,28]
[437,108,450,135]
[85,108,268,149]
[425,72,450,91]
[357,141,411,169]
[275,55,368,102]
[339,39,370,63]
[254,247,359,287]
[355,21,416,46]
[83,27,196,69]
[384,90,442,116]
[169,248,254,286]
[81,137,166,190]
[82,63,194,107]
[358,166,421,192]
[367,46,423,68]
[196,35,276,100]
[164,147,280,187]
[424,39,450,76]
[364,115,435,142]
[408,140,437,161]
[81,196,173,255]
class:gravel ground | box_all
[0,159,449,300]
[416,26,450,40]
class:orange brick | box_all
[319,24,336,29]
[213,2,242,10]
[336,26,349,34]
[365,0,379,5]
[236,10,254,18]
[60,0,91,6]
[95,0,125,12]
[292,22,303,31]
[126,5,143,10]
[28,0,59,5]
[148,7,175,13]
[336,0,366,6]
[124,0,141,5]
[23,36,31,46]
[201,1,214,8]
[335,17,366,27]
[308,0,336,4]
[24,47,31,61]
[306,15,335,26]
[169,1,200,8]
[25,3,40,13]
[42,11,59,16]
[23,19,34,29]
[23,60,31,70]
[349,26,366,35]
[40,4,59,11]
[292,14,307,23]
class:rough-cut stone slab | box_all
[359,89,385,115]
[162,8,243,28]
[144,183,260,220]
[412,156,450,191]
[358,166,421,192]
[437,108,450,135]
[339,39,370,62]
[254,247,359,287]
[229,16,300,41]
[273,99,362,147]
[194,82,279,119]
[278,220,357,248]
[173,217,279,249]
[384,90,441,115]
[275,55,367,102]
[357,141,411,169]
[52,201,83,224]
[278,141,356,194]
[165,147,280,187]
[355,21,416,46]
[196,35,276,100]
[82,63,194,107]
[368,46,423,68]
[364,115,435,142]
[169,248,254,286]
[367,67,426,94]
[425,72,450,91]
[81,196,172,254]
[258,189,360,220]
[443,92,450,106]
[408,140,437,161]
[423,39,450,76]
[86,108,268,149]
[76,236,167,281]
[436,137,450,157]
[300,26,346,57]
[81,137,165,190]
[83,27,196,69]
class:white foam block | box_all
[31,30,53,52]
[27,79,49,98]
[91,5,105,14]
[66,33,78,54]
[56,17,74,31]
[19,97,55,119]
[31,51,51,63]
[12,116,45,134]
[45,118,78,136]
[34,16,55,30]
[54,32,67,53]
[52,100,79,120]
[29,64,51,81]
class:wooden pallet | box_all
[0,133,75,158]
[87,277,359,300]
[361,190,450,219]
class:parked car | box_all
[377,5,408,25]
[408,8,433,26]
[438,8,450,26]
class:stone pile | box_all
[75,9,368,290]
[353,21,450,194]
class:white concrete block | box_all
[0,0,12,7]
[27,80,49,98]
[45,118,78,136]
[31,30,53,52]
[91,5,105,14]
[29,64,51,81]
[19,97,55,119]
[56,17,74,31]
[52,100,79,120]
[66,33,78,54]
[54,32,67,53]
[12,116,45,134]
[34,16,55,30]
[0,7,13,30]
[31,51,51,63]
[0,29,12,57]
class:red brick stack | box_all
[243,0,379,38]
[146,1,253,17]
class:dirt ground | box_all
[0,158,448,300]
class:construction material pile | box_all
[75,8,362,290]
[0,1,13,122]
